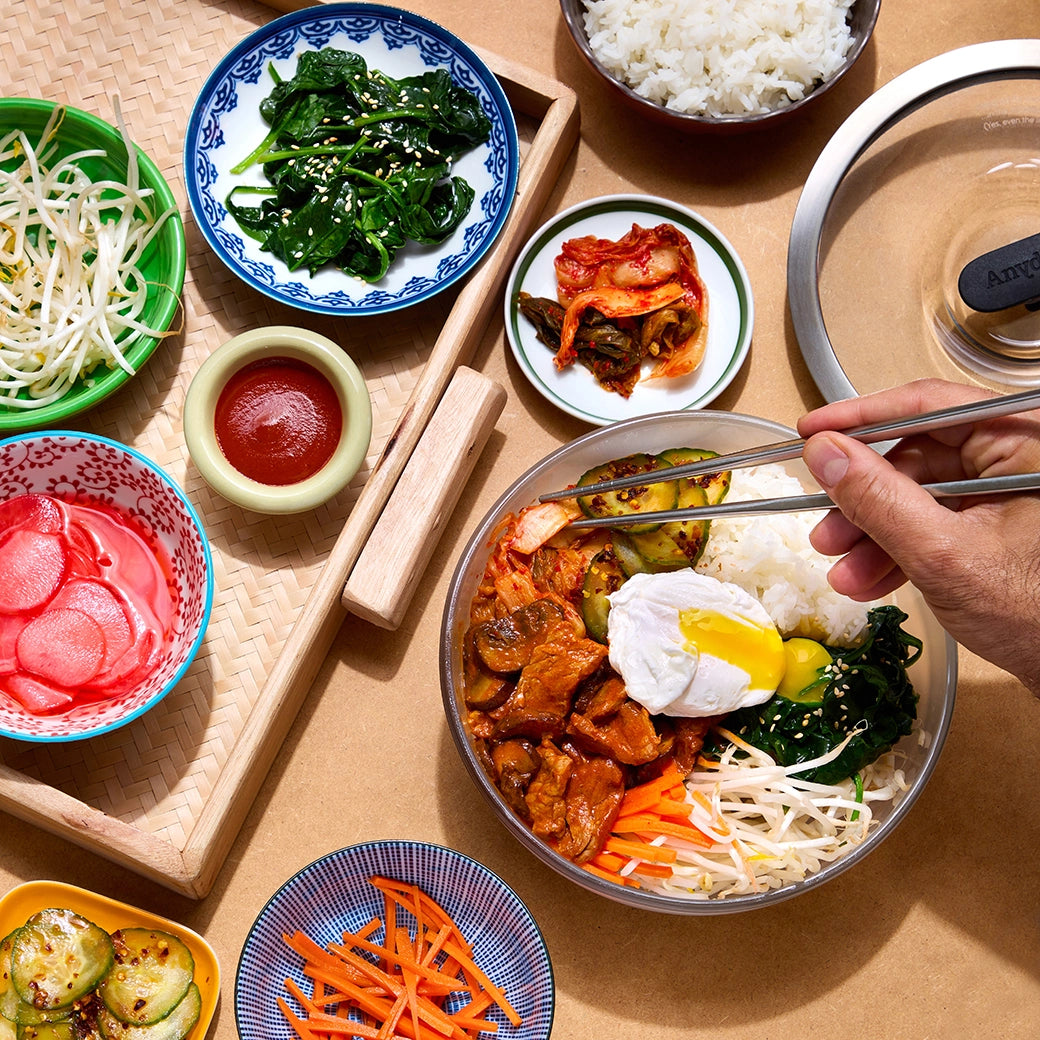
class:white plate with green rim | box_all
[504,194,754,425]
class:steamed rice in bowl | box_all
[440,411,957,913]
[580,0,857,118]
[698,464,870,646]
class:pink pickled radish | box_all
[0,530,67,614]
[16,607,107,686]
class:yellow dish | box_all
[0,880,219,1038]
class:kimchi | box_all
[518,222,709,397]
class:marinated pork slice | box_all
[556,755,625,863]
[572,672,628,721]
[567,699,664,766]
[525,738,573,839]
[671,716,718,775]
[471,598,577,673]
[492,634,607,740]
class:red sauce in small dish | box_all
[214,357,343,486]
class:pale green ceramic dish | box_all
[183,326,372,514]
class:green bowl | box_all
[0,98,186,432]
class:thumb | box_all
[802,431,950,556]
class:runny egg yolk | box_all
[678,607,786,692]
[776,637,832,702]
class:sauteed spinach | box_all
[226,48,492,282]
[716,605,923,785]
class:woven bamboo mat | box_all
[0,0,456,846]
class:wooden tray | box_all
[0,0,578,897]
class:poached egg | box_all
[606,570,828,717]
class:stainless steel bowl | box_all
[559,0,881,134]
[440,410,957,914]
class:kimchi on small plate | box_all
[504,194,754,425]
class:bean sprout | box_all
[635,727,910,900]
[0,101,179,409]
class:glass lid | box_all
[788,40,1040,401]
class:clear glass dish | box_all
[789,40,1040,400]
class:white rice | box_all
[695,463,877,645]
[582,0,856,117]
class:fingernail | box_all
[803,435,849,489]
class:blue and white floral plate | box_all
[185,3,519,315]
[505,194,754,425]
[235,841,555,1040]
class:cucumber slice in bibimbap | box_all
[15,1019,76,1040]
[656,447,731,505]
[575,452,675,532]
[582,548,627,643]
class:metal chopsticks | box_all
[566,471,1040,528]
[538,386,1040,503]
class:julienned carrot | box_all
[324,930,462,994]
[279,996,382,1039]
[581,861,640,887]
[604,836,677,864]
[613,813,714,847]
[590,760,723,888]
[436,939,521,1029]
[370,877,472,954]
[616,760,686,817]
[590,850,672,880]
[278,876,521,1040]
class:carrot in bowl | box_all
[277,876,521,1040]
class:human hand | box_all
[797,378,1040,695]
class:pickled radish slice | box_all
[16,607,107,686]
[0,529,67,614]
[0,613,21,672]
[50,579,133,671]
[0,493,64,535]
[64,521,104,577]
[0,491,176,717]
[93,630,155,689]
[5,674,75,714]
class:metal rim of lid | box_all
[787,38,1040,402]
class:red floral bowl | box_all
[0,431,213,742]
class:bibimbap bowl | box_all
[440,410,957,914]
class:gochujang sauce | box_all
[214,357,343,486]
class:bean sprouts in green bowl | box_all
[0,98,185,431]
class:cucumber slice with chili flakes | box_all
[618,481,711,570]
[582,547,627,643]
[656,447,730,506]
[575,452,675,533]
[10,910,114,1013]
[97,983,200,1040]
[577,447,730,574]
[575,448,730,535]
[97,929,194,1028]
[15,1020,75,1040]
